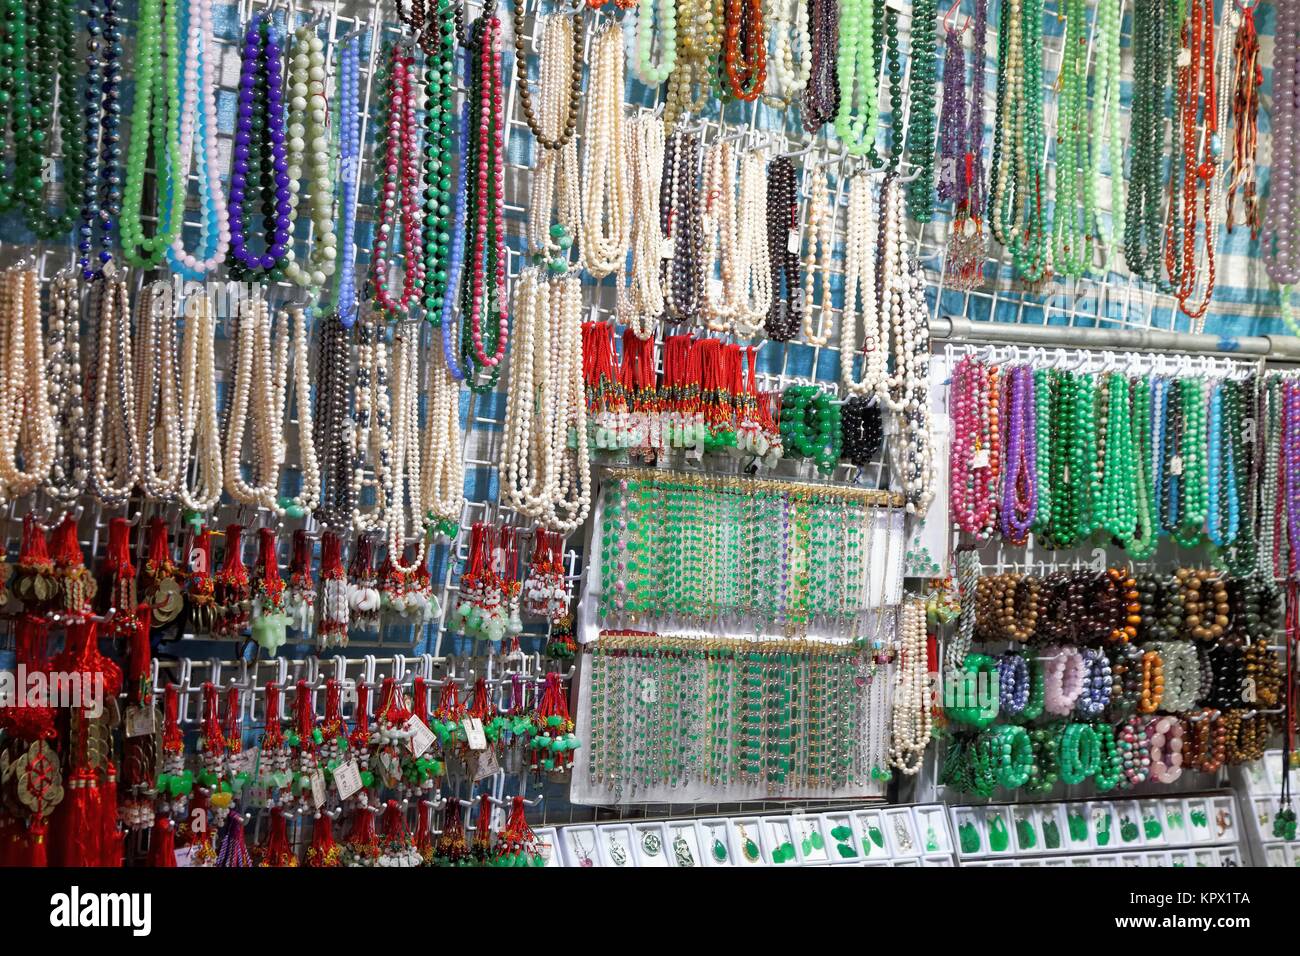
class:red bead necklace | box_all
[370,41,425,319]
[723,0,766,101]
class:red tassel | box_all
[147,817,177,867]
[414,800,434,864]
[345,805,380,865]
[25,820,48,868]
[50,769,102,867]
[100,762,122,866]
[306,812,342,867]
[258,807,298,867]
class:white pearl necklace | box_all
[501,269,590,534]
[800,167,835,346]
[176,287,223,512]
[88,273,139,507]
[888,599,932,775]
[619,113,666,340]
[385,321,426,574]
[701,139,739,331]
[421,362,465,535]
[0,267,54,502]
[133,282,182,499]
[168,0,228,275]
[579,22,630,279]
[265,305,320,516]
[350,313,391,533]
[840,173,884,395]
[730,150,772,338]
[224,295,286,506]
[527,16,581,264]
[43,270,87,503]
[886,254,936,516]
[282,24,337,295]
[763,0,812,107]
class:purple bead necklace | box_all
[228,13,292,281]
[999,365,1037,544]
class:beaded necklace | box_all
[334,36,362,327]
[800,167,834,345]
[663,0,717,129]
[949,356,997,540]
[660,130,705,324]
[268,306,319,519]
[721,0,765,101]
[939,0,989,290]
[385,323,426,574]
[833,0,877,154]
[621,113,666,339]
[1090,0,1125,274]
[228,13,291,282]
[763,0,810,108]
[1226,3,1262,239]
[523,16,581,273]
[1050,0,1095,279]
[282,23,337,297]
[730,150,771,337]
[633,0,678,86]
[1266,0,1300,323]
[313,311,356,528]
[0,0,29,214]
[802,0,840,133]
[1125,374,1158,560]
[581,23,630,279]
[513,0,582,148]
[460,16,510,394]
[867,0,904,170]
[1124,0,1173,287]
[133,282,182,499]
[169,0,228,277]
[224,295,286,507]
[422,363,466,539]
[1000,365,1037,545]
[765,157,801,342]
[43,271,87,503]
[370,41,424,319]
[903,0,938,223]
[78,0,124,279]
[21,0,83,240]
[1098,373,1137,539]
[840,172,880,395]
[419,0,457,324]
[120,0,182,268]
[87,275,138,505]
[700,139,740,331]
[440,56,471,375]
[176,288,223,514]
[0,268,54,501]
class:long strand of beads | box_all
[168,0,228,277]
[312,311,355,528]
[800,167,834,345]
[765,157,802,342]
[266,306,319,518]
[120,0,182,268]
[633,0,678,86]
[87,274,138,506]
[802,0,840,133]
[440,55,471,377]
[941,0,988,290]
[512,0,583,148]
[228,13,291,282]
[730,150,772,337]
[1050,0,1095,279]
[350,314,392,533]
[281,22,337,296]
[333,35,362,327]
[620,113,666,339]
[176,287,223,514]
[580,22,631,279]
[21,0,83,240]
[43,270,87,503]
[77,0,124,278]
[840,172,881,396]
[421,362,465,540]
[369,41,424,319]
[419,0,457,326]
[132,282,183,499]
[0,0,30,213]
[659,129,704,324]
[904,0,938,222]
[721,0,765,100]
[460,16,510,393]
[1089,0,1124,275]
[1225,2,1262,239]
[663,0,718,129]
[889,601,932,775]
[0,267,54,501]
[524,15,581,273]
[833,0,876,154]
[385,322,426,574]
[949,356,996,539]
[1124,0,1172,285]
[700,139,740,331]
[762,0,809,107]
[223,295,286,506]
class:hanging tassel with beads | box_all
[305,810,342,867]
[222,685,251,800]
[98,516,138,638]
[493,794,543,867]
[347,534,381,634]
[531,672,580,775]
[377,798,420,866]
[433,799,471,866]
[343,804,380,866]
[285,529,316,635]
[256,806,299,866]
[258,681,292,795]
[155,684,192,810]
[431,678,466,755]
[50,514,96,615]
[185,526,216,634]
[472,792,494,863]
[414,798,435,864]
[317,531,349,648]
[11,512,58,613]
[146,815,177,867]
[379,551,408,616]
[500,525,523,638]
[140,517,184,628]
[251,527,288,654]
[120,602,158,832]
[213,524,250,638]
[372,677,411,790]
[409,676,444,793]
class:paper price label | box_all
[462,717,488,752]
[1169,455,1184,476]
[333,759,363,800]
[660,237,675,259]
[125,705,157,739]
[472,747,500,782]
[787,230,800,255]
[971,448,990,469]
[309,769,327,808]
[404,715,435,758]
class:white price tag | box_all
[245,785,269,807]
[707,277,723,301]
[1169,455,1184,476]
[404,714,436,758]
[124,705,156,739]
[660,237,675,259]
[333,758,363,800]
[472,746,500,782]
[971,448,990,469]
[309,768,327,808]
[1177,47,1192,68]
[462,717,488,751]
[787,229,800,255]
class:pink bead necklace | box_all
[949,355,998,539]
[370,41,425,319]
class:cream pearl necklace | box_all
[700,140,740,331]
[730,150,772,338]
[384,321,427,574]
[840,173,885,395]
[620,114,667,340]
[224,295,287,506]
[542,276,590,534]
[0,266,54,502]
[886,254,936,516]
[168,0,228,278]
[43,270,88,503]
[526,15,581,274]
[133,281,183,499]
[421,362,465,540]
[266,306,320,518]
[800,167,835,346]
[176,287,223,513]
[579,22,631,279]
[888,599,932,775]
[88,272,139,507]
[350,314,392,534]
[763,0,811,108]
[282,23,337,297]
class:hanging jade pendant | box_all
[712,838,727,863]
[988,815,1010,852]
